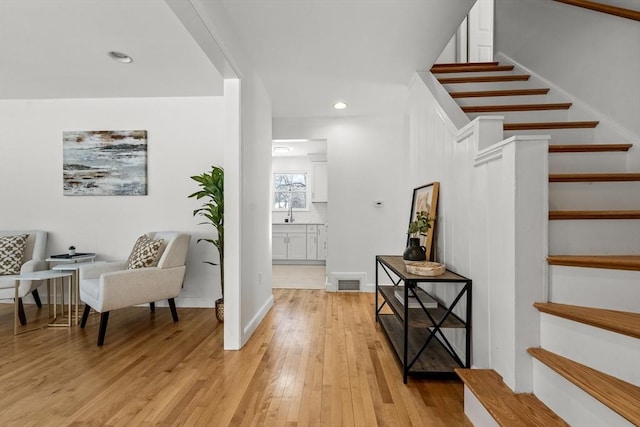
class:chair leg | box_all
[80,304,91,328]
[32,289,42,308]
[149,302,155,312]
[17,298,27,325]
[97,312,110,346]
[168,298,179,322]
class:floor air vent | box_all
[337,279,361,291]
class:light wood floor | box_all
[0,290,469,426]
[272,265,326,289]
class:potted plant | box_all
[188,165,224,322]
[403,210,433,262]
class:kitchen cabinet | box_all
[312,162,328,203]
[317,224,327,260]
[306,225,318,259]
[272,225,307,260]
[272,224,326,262]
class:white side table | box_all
[46,253,96,264]
[52,261,105,325]
[7,270,73,335]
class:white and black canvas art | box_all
[63,130,148,196]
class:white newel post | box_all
[474,135,549,392]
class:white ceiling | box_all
[217,0,473,118]
[0,0,222,99]
[0,0,473,118]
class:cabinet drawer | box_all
[306,225,318,233]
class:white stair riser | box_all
[455,94,551,107]
[532,360,635,427]
[466,109,569,123]
[462,387,500,427]
[549,151,629,174]
[504,128,595,144]
[540,314,640,386]
[549,181,640,210]
[548,265,640,312]
[442,80,540,92]
[432,70,516,79]
[548,219,640,255]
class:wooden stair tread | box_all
[533,302,640,338]
[549,173,640,182]
[438,75,530,84]
[455,369,568,426]
[431,65,514,74]
[549,210,640,220]
[528,348,640,425]
[432,62,499,68]
[504,121,599,130]
[549,144,632,153]
[450,88,550,98]
[548,255,640,271]
[462,103,572,113]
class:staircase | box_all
[431,61,640,426]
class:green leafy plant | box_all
[188,166,224,298]
[407,210,433,239]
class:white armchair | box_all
[79,232,190,346]
[0,230,48,325]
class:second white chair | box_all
[79,231,190,346]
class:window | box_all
[273,172,307,210]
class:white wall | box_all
[0,97,226,306]
[495,0,640,137]
[238,75,274,345]
[171,0,275,349]
[273,115,409,291]
[271,156,328,225]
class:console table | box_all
[375,255,472,383]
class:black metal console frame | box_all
[375,255,472,383]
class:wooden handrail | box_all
[554,0,640,21]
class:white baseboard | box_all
[4,297,217,308]
[243,293,275,339]
[159,297,215,308]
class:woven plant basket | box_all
[215,298,224,322]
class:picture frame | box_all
[63,130,148,196]
[407,182,439,261]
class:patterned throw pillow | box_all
[0,234,29,275]
[126,235,164,269]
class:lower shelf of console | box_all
[378,314,463,377]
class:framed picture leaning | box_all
[407,182,439,261]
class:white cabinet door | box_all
[306,232,318,260]
[287,233,307,260]
[272,232,288,260]
[317,225,327,261]
[312,162,328,203]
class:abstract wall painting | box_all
[63,130,148,196]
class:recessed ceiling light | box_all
[272,146,291,153]
[108,51,133,63]
[333,101,348,110]
[272,139,311,143]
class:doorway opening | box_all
[271,139,328,289]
